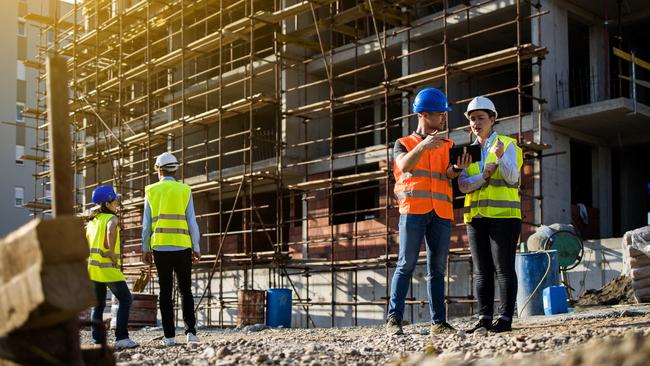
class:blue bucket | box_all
[266,288,292,328]
[515,250,560,317]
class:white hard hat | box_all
[155,152,179,171]
[465,96,498,120]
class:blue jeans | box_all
[92,281,132,343]
[388,210,451,324]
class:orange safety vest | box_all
[393,133,454,219]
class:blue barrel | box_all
[266,288,292,327]
[515,250,560,317]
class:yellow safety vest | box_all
[86,213,125,283]
[463,135,523,223]
[145,179,192,249]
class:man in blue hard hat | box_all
[387,87,471,336]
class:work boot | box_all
[465,318,492,333]
[385,316,404,336]
[491,318,512,333]
[430,322,456,335]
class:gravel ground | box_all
[80,305,650,366]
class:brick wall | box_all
[290,131,538,260]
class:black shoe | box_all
[465,318,492,333]
[385,316,404,336]
[491,318,512,333]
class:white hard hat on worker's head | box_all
[465,96,498,120]
[155,152,179,171]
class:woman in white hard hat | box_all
[458,96,523,333]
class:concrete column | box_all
[537,1,572,225]
[595,146,612,237]
[541,126,572,225]
[537,0,570,112]
[589,25,608,103]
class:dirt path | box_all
[79,305,650,365]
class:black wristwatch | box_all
[452,165,463,173]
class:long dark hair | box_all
[86,200,117,221]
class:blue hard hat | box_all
[412,87,452,113]
[92,185,121,205]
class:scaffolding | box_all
[25,0,548,327]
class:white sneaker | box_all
[186,333,200,343]
[161,337,176,347]
[115,338,139,349]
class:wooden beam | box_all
[46,56,73,217]
[613,47,650,71]
[0,217,92,337]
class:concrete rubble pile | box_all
[622,226,650,302]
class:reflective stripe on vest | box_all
[396,190,452,203]
[88,260,120,269]
[393,134,454,219]
[462,198,521,213]
[401,170,449,182]
[86,212,125,283]
[462,135,523,223]
[152,214,187,222]
[486,177,519,188]
[145,180,192,249]
[154,228,190,235]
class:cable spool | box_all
[543,230,584,271]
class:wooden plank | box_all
[613,47,650,71]
[46,56,73,217]
[0,217,92,337]
[22,201,51,210]
[0,319,84,365]
[5,217,89,266]
[38,262,94,314]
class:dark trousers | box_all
[467,217,521,321]
[92,281,132,343]
[153,249,196,338]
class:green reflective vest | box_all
[463,135,523,223]
[145,179,192,249]
[86,213,125,283]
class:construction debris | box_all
[575,275,635,307]
[77,305,650,366]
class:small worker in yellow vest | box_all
[86,185,139,349]
[142,152,201,347]
[458,96,523,334]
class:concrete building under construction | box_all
[20,0,650,327]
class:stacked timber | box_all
[622,226,650,303]
[0,216,96,364]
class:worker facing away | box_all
[86,185,139,349]
[387,87,472,336]
[142,152,202,346]
[458,96,523,333]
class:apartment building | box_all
[0,0,39,236]
[23,0,649,326]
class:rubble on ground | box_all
[575,275,636,307]
[79,305,650,366]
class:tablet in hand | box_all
[449,144,481,164]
